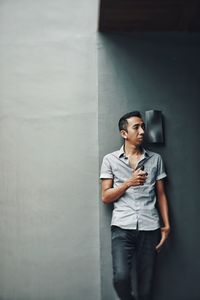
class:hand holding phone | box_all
[139,165,148,176]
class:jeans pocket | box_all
[111,226,129,241]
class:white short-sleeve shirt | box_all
[100,146,167,230]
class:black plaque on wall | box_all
[145,110,164,144]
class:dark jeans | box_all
[111,226,160,300]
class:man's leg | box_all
[136,229,160,300]
[111,226,137,300]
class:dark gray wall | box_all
[0,1,100,300]
[98,33,200,300]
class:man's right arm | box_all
[101,179,130,204]
[101,169,147,204]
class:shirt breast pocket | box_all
[145,166,157,184]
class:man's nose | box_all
[139,126,145,134]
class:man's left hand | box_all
[156,226,170,253]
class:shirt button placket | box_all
[133,188,140,229]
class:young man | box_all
[100,111,170,300]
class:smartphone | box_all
[140,165,148,175]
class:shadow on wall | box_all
[99,32,200,300]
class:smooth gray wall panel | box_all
[98,33,200,300]
[0,1,100,300]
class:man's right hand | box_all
[101,168,148,204]
[126,168,148,187]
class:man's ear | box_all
[120,130,127,139]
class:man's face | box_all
[121,116,145,146]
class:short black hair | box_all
[118,111,142,132]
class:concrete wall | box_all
[0,1,100,300]
[98,33,200,300]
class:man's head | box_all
[118,111,145,146]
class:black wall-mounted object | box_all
[145,110,164,144]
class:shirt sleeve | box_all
[100,155,114,179]
[156,155,167,180]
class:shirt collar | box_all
[118,145,151,159]
[118,145,125,158]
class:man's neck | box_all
[124,143,143,157]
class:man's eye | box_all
[141,124,145,130]
[133,124,145,130]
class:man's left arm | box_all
[155,179,170,253]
